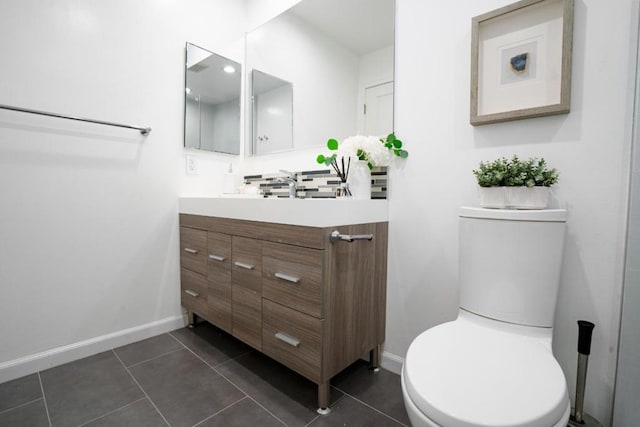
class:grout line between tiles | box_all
[37,372,52,427]
[331,385,408,426]
[191,396,248,427]
[244,396,288,427]
[76,397,147,427]
[176,343,288,427]
[124,346,185,369]
[0,397,44,416]
[111,350,171,427]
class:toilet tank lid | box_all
[460,207,567,222]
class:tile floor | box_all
[0,322,410,427]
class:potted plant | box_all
[472,155,559,209]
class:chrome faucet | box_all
[276,169,298,198]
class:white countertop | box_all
[179,197,389,227]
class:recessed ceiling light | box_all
[223,65,236,74]
[185,87,191,94]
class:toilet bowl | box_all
[402,208,570,427]
[402,310,570,427]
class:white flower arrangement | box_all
[316,133,408,180]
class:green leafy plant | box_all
[316,133,408,172]
[473,155,558,187]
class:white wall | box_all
[390,0,636,425]
[246,11,359,152]
[0,0,246,380]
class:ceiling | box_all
[289,0,394,55]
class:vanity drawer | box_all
[263,242,324,318]
[180,227,207,275]
[232,286,262,350]
[180,268,208,317]
[232,236,263,293]
[262,299,322,383]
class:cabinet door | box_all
[207,232,232,333]
[232,286,262,350]
[180,227,207,275]
[263,242,324,318]
[231,236,263,349]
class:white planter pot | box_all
[506,186,550,209]
[477,186,507,208]
[478,186,550,209]
[347,160,372,200]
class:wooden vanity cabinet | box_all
[179,214,388,411]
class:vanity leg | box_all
[317,382,331,415]
[369,344,381,373]
[187,311,197,329]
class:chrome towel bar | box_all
[0,103,151,135]
[330,230,373,244]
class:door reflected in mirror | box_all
[252,70,293,155]
[185,43,241,154]
[245,0,395,156]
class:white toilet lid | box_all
[404,317,569,427]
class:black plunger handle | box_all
[577,320,595,355]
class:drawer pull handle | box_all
[275,272,300,284]
[275,332,300,347]
[184,289,199,298]
[234,261,255,270]
[184,247,198,254]
[209,254,226,262]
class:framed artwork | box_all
[470,0,574,125]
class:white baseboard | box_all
[0,315,186,384]
[380,350,404,375]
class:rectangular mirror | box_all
[245,0,395,156]
[252,70,293,155]
[185,42,241,154]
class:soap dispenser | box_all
[222,163,237,194]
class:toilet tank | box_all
[458,207,567,328]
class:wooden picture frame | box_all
[470,0,574,125]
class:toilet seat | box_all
[403,313,569,427]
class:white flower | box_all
[337,135,393,167]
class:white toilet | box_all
[402,207,571,427]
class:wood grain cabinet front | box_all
[207,232,232,333]
[178,214,388,413]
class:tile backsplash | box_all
[244,167,387,199]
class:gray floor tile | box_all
[0,399,49,427]
[113,334,184,367]
[129,348,244,427]
[0,373,42,412]
[40,351,144,427]
[332,360,410,425]
[170,324,251,367]
[216,352,342,427]
[308,395,405,427]
[197,397,283,427]
[83,398,166,427]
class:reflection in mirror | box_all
[185,43,241,154]
[245,0,395,156]
[252,70,293,155]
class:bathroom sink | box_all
[178,197,388,227]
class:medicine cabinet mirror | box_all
[184,42,241,155]
[251,70,293,155]
[245,0,395,156]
